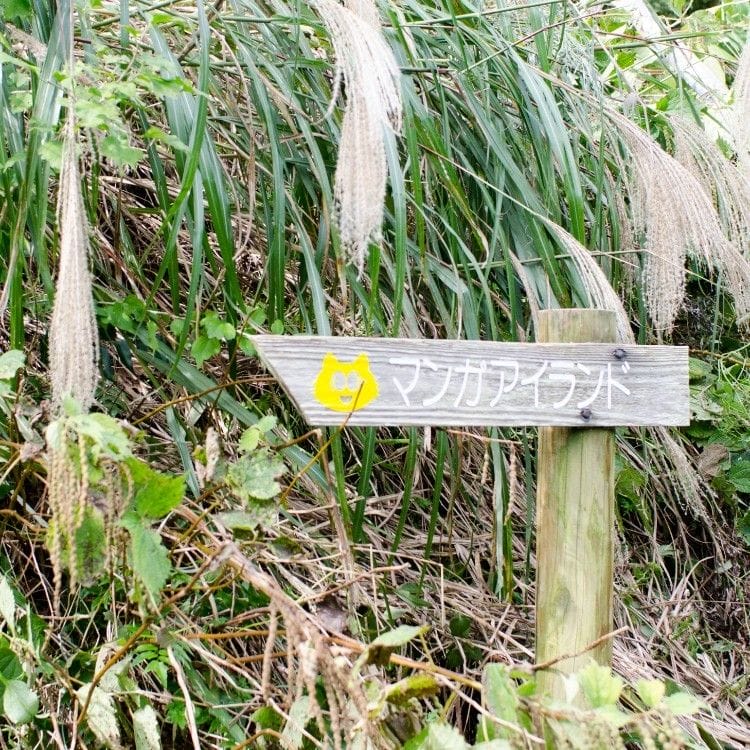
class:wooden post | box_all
[535,309,616,699]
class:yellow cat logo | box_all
[313,353,379,412]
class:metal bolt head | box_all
[579,408,592,421]
[613,348,626,360]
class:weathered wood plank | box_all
[535,309,615,702]
[252,334,689,427]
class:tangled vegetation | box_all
[0,0,748,748]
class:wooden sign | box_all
[252,335,689,427]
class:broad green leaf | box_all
[143,126,189,152]
[577,662,623,708]
[635,678,665,708]
[226,449,285,501]
[0,0,31,20]
[76,684,121,748]
[663,691,704,716]
[255,415,277,433]
[383,673,440,706]
[727,460,750,493]
[3,680,38,723]
[0,576,15,630]
[134,704,162,750]
[480,665,519,740]
[101,134,145,167]
[122,517,171,599]
[191,335,220,368]
[738,509,750,546]
[201,312,235,341]
[0,351,24,379]
[0,648,23,680]
[125,458,185,518]
[238,427,260,453]
[70,413,132,460]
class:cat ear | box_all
[353,353,367,367]
[322,352,337,367]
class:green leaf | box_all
[577,662,623,708]
[125,458,185,518]
[270,319,284,334]
[593,704,629,728]
[70,413,132,460]
[635,678,665,709]
[143,126,189,152]
[226,449,285,501]
[255,415,277,433]
[737,509,750,546]
[480,665,519,741]
[101,134,145,168]
[0,351,24,379]
[662,691,704,716]
[0,576,15,631]
[238,428,260,453]
[0,648,23,680]
[726,460,750,493]
[360,625,428,667]
[122,516,171,599]
[0,0,32,20]
[3,680,38,723]
[201,312,235,341]
[191,335,220,368]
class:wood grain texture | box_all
[252,333,689,427]
[535,309,615,702]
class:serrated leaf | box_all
[663,691,704,716]
[201,312,235,341]
[70,413,132,460]
[0,575,15,630]
[192,335,220,368]
[727,460,750,494]
[383,673,440,706]
[577,662,623,708]
[76,683,122,749]
[3,680,38,723]
[123,518,171,599]
[227,449,285,501]
[238,427,260,453]
[125,458,185,518]
[101,134,144,168]
[635,678,665,708]
[0,351,24,379]
[134,704,162,750]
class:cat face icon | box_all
[313,353,379,412]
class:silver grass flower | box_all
[49,117,99,412]
[311,0,402,274]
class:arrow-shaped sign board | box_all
[252,336,689,427]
